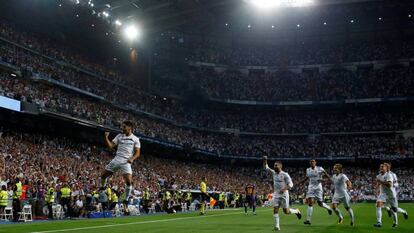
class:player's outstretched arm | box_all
[262,156,268,169]
[263,156,275,174]
[104,132,116,149]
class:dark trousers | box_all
[142,200,150,213]
[61,198,72,217]
[12,198,21,221]
[0,206,6,216]
[101,202,108,211]
[48,202,53,219]
[219,201,226,209]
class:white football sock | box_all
[307,206,313,221]
[322,202,332,211]
[274,213,280,228]
[392,211,398,225]
[348,208,355,223]
[376,207,382,223]
[397,208,407,215]
[125,185,133,202]
[333,208,343,219]
[289,208,299,214]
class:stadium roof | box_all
[1,0,413,63]
[86,0,413,38]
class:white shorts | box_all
[376,193,386,203]
[377,194,398,208]
[332,193,351,208]
[105,158,132,174]
[272,194,289,209]
[305,187,323,202]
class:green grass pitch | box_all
[1,203,413,233]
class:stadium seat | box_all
[149,203,156,214]
[128,205,140,216]
[112,204,121,217]
[52,204,65,220]
[189,203,196,211]
[1,207,13,221]
[181,203,187,212]
[18,205,32,222]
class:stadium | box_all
[0,0,413,232]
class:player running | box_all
[99,120,141,214]
[299,159,332,225]
[263,156,301,231]
[331,164,355,226]
[244,183,256,215]
[383,162,408,220]
[374,163,399,228]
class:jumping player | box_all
[263,156,301,231]
[99,120,141,214]
[331,163,355,226]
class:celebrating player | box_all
[99,120,141,214]
[299,159,332,225]
[383,162,408,220]
[331,163,355,226]
[263,156,301,231]
[374,163,398,228]
[244,183,256,215]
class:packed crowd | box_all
[0,21,128,86]
[0,20,414,158]
[187,38,414,66]
[1,73,413,158]
[1,47,414,135]
[0,131,267,194]
[0,130,413,219]
[189,67,414,102]
[1,22,414,134]
[0,130,267,217]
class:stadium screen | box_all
[0,95,21,112]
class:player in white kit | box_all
[99,120,141,214]
[374,163,398,228]
[383,163,408,220]
[263,156,301,231]
[331,163,355,226]
[298,159,332,225]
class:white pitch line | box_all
[31,209,266,233]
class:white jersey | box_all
[306,166,325,189]
[112,133,140,161]
[331,173,349,198]
[389,171,399,188]
[265,165,293,198]
[377,172,396,198]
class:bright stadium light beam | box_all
[123,24,140,41]
[115,19,122,26]
[247,0,314,9]
[249,0,281,9]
